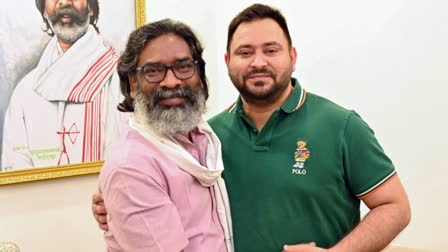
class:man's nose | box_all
[57,0,73,7]
[249,52,268,68]
[159,69,182,89]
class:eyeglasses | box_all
[136,59,199,83]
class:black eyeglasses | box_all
[136,59,199,83]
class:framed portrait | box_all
[0,0,146,185]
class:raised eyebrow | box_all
[263,42,282,48]
[141,57,193,67]
[176,57,194,63]
[233,42,282,53]
[141,61,163,67]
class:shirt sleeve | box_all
[101,165,188,252]
[342,111,396,198]
[1,88,34,170]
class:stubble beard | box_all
[228,65,293,105]
[133,86,206,137]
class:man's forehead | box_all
[138,36,194,65]
[146,34,190,49]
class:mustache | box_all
[50,6,88,25]
[152,87,196,105]
[244,67,275,79]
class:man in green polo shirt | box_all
[92,3,410,252]
[208,3,410,252]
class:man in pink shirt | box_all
[98,19,232,252]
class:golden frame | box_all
[0,0,146,186]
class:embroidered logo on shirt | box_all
[292,140,310,175]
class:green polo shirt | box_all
[208,78,395,252]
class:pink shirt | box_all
[99,126,226,252]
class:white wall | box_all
[0,1,446,251]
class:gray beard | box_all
[47,11,90,44]
[133,87,206,137]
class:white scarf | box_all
[32,25,118,102]
[129,116,234,252]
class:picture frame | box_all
[0,0,146,185]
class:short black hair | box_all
[117,19,209,112]
[35,0,100,35]
[227,3,292,53]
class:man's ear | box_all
[129,73,137,98]
[290,47,298,72]
[89,7,94,17]
[224,53,230,67]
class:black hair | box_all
[227,3,292,53]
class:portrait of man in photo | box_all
[0,0,136,171]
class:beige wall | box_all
[0,175,105,251]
